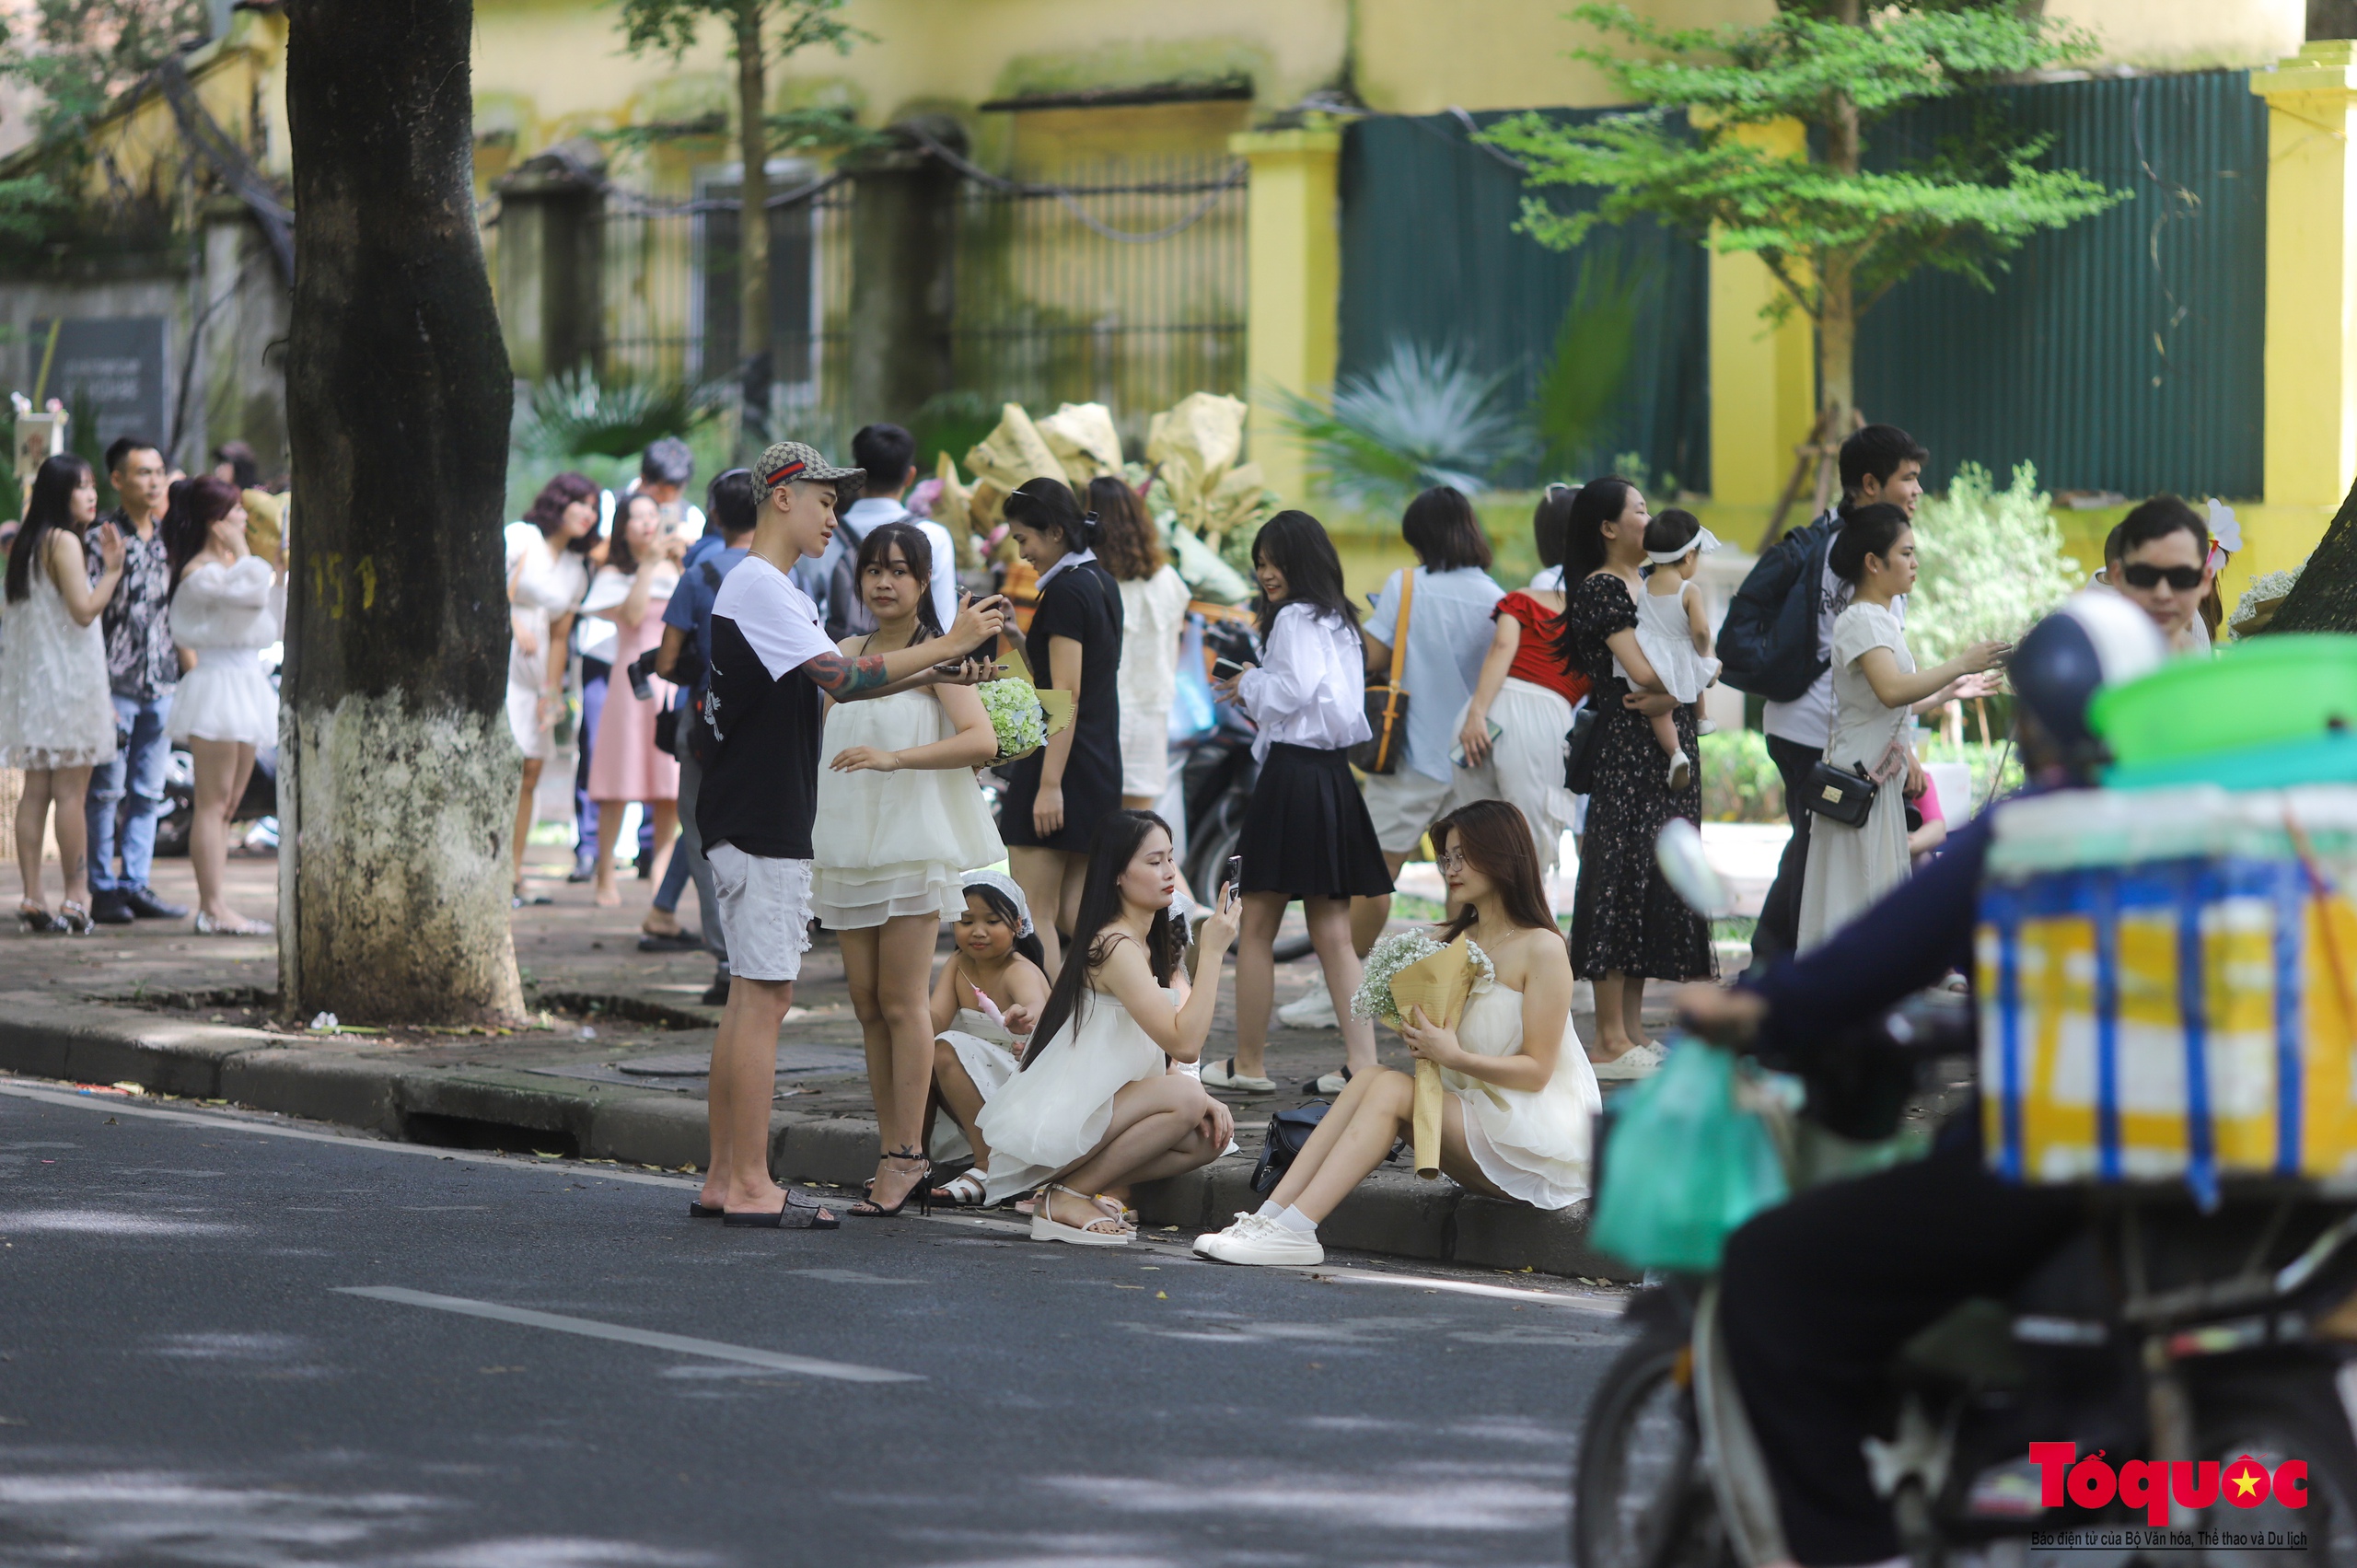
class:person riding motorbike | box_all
[1674,591,2168,1568]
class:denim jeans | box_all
[87,691,174,893]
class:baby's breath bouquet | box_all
[1351,931,1493,1026]
[979,678,1048,761]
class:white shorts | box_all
[1360,765,1473,856]
[706,842,815,982]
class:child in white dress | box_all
[926,872,1050,1204]
[1615,508,1720,791]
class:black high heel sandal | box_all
[848,1150,931,1218]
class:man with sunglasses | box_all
[2109,495,2213,656]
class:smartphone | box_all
[1225,854,1243,895]
[959,587,999,663]
[1450,719,1504,767]
[1211,655,1249,683]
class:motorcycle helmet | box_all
[2009,590,2168,779]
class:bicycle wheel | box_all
[1575,1321,1727,1568]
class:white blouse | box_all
[1235,602,1372,761]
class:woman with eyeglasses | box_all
[1795,504,2008,952]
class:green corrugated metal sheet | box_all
[1338,110,1711,494]
[1856,71,2265,498]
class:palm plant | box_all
[512,366,726,462]
[1270,341,1527,514]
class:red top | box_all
[1498,590,1588,705]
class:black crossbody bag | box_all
[1563,703,1601,794]
[1802,758,1878,829]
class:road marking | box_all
[1318,1271,1620,1311]
[332,1286,921,1384]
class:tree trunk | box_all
[279,0,525,1024]
[1817,0,1863,434]
[2262,476,2357,633]
[737,0,772,447]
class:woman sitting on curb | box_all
[1194,798,1601,1267]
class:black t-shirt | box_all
[696,554,833,859]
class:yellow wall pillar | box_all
[1704,119,1816,546]
[1231,124,1342,508]
[2243,42,2357,596]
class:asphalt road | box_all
[0,1078,1631,1567]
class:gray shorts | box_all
[706,843,815,982]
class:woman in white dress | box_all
[162,476,284,935]
[925,871,1050,1204]
[1796,505,2008,952]
[1087,476,1190,810]
[505,472,597,900]
[980,809,1240,1245]
[0,454,124,934]
[1195,797,1600,1267]
[815,521,1004,1219]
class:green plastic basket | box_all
[2089,635,2357,769]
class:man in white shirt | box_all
[812,423,958,640]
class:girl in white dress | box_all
[0,454,124,934]
[1796,505,2008,952]
[926,871,1050,1205]
[1616,508,1721,792]
[162,477,284,935]
[815,522,1004,1219]
[1195,797,1599,1267]
[1088,476,1192,809]
[980,810,1240,1244]
[505,473,597,900]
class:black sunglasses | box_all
[2119,562,2205,592]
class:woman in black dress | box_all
[998,477,1124,974]
[1555,478,1713,1076]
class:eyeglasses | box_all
[1437,849,1469,872]
[2119,562,2205,592]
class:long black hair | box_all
[1248,509,1360,641]
[1020,810,1185,1067]
[1550,476,1642,669]
[5,453,95,605]
[964,879,1048,970]
[160,476,241,598]
[1533,482,1575,575]
[1003,476,1096,559]
[607,491,659,576]
[1829,503,1910,584]
[854,519,943,640]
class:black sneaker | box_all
[122,886,189,920]
[700,971,730,1006]
[88,889,134,925]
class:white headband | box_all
[961,870,1034,937]
[1646,526,1722,565]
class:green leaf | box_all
[1268,342,1529,514]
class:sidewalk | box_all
[0,840,1667,1279]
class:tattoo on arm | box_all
[804,650,890,696]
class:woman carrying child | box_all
[979,810,1241,1245]
[1619,508,1720,792]
[1193,799,1600,1267]
[814,521,1005,1218]
[926,871,1051,1206]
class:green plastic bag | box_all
[1589,1041,1790,1272]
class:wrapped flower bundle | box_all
[978,678,1074,764]
[1351,930,1493,1025]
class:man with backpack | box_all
[1718,424,1927,964]
[808,422,959,642]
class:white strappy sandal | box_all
[1030,1184,1132,1247]
[934,1170,990,1208]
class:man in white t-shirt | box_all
[694,440,1004,1228]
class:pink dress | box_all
[584,566,679,803]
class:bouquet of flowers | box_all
[1351,931,1493,1025]
[978,677,1073,764]
[1353,930,1493,1178]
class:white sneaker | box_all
[1667,750,1692,792]
[1201,1057,1277,1094]
[1277,988,1338,1029]
[1697,717,1720,736]
[1193,1210,1264,1258]
[1592,1041,1667,1082]
[1202,1212,1324,1267]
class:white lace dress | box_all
[0,549,115,771]
[1443,973,1603,1210]
[1619,581,1719,704]
[168,556,280,748]
[979,985,1173,1202]
[810,688,1004,928]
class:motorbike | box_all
[1576,823,2357,1568]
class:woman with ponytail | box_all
[1795,504,2006,951]
[996,476,1124,974]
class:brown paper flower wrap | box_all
[1387,935,1479,1179]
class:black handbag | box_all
[654,703,679,756]
[1249,1102,1331,1195]
[1802,758,1878,828]
[1562,703,1601,794]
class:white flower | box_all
[1349,930,1495,1025]
[978,678,1047,757]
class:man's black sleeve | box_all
[1739,809,1992,1071]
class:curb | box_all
[0,1008,1637,1281]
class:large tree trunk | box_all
[1818,9,1861,433]
[737,1,772,447]
[278,0,525,1024]
[2263,476,2357,633]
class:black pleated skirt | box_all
[1237,743,1394,900]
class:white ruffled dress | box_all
[0,553,114,771]
[979,986,1173,1203]
[928,1005,1025,1164]
[167,555,280,748]
[1443,973,1603,1210]
[811,688,1003,928]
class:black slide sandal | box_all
[723,1191,840,1230]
